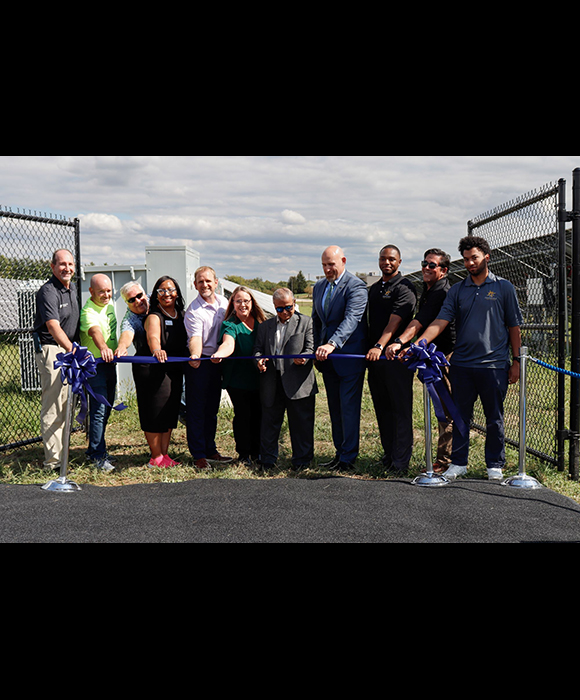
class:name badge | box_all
[166,320,173,326]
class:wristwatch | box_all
[328,340,338,349]
[374,343,384,351]
[394,338,404,346]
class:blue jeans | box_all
[86,363,117,461]
[450,365,509,470]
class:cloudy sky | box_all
[1,156,579,281]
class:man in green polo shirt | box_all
[80,274,118,472]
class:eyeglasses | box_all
[234,299,252,306]
[127,292,145,304]
[276,305,295,313]
[158,288,177,296]
[422,261,446,270]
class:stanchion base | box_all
[502,474,542,490]
[412,472,450,488]
[42,476,82,493]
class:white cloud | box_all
[281,209,307,225]
[1,156,579,279]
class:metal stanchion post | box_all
[412,383,449,488]
[502,347,542,490]
[42,382,82,493]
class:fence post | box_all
[557,178,568,473]
[570,169,580,481]
[503,347,542,490]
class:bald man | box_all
[312,246,369,471]
[80,274,118,471]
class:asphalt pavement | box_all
[1,477,580,543]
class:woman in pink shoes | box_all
[137,276,189,468]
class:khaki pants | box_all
[35,345,68,470]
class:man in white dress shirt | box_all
[185,266,233,469]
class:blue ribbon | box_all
[55,343,128,425]
[401,340,468,437]
[107,353,386,365]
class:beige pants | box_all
[35,345,68,470]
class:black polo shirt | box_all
[415,277,456,356]
[34,275,80,347]
[368,273,417,346]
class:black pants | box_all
[227,387,262,460]
[185,362,222,460]
[260,373,315,466]
[368,359,414,471]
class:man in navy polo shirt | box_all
[413,236,523,482]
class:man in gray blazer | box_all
[254,288,318,471]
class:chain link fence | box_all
[0,207,80,451]
[468,182,561,464]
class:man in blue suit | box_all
[312,246,369,471]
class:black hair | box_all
[380,244,402,259]
[149,276,185,314]
[424,248,451,270]
[458,236,491,258]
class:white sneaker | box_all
[443,464,468,481]
[96,458,115,473]
[487,468,504,482]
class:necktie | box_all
[324,281,335,317]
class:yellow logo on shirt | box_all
[486,291,498,300]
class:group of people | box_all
[33,236,523,482]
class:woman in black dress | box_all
[137,276,188,468]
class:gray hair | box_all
[52,249,74,265]
[273,288,295,304]
[120,281,144,301]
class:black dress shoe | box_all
[291,463,309,473]
[337,461,356,473]
[259,463,276,472]
[321,455,341,470]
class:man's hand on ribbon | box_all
[385,343,402,361]
[189,354,201,369]
[316,343,335,362]
[101,347,116,364]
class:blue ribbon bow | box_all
[401,340,468,437]
[54,343,128,424]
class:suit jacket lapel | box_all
[283,313,299,351]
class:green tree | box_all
[288,271,307,294]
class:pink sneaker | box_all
[162,455,181,467]
[148,455,165,468]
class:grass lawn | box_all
[2,371,580,506]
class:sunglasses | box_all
[422,261,446,270]
[127,292,145,304]
[276,305,295,313]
